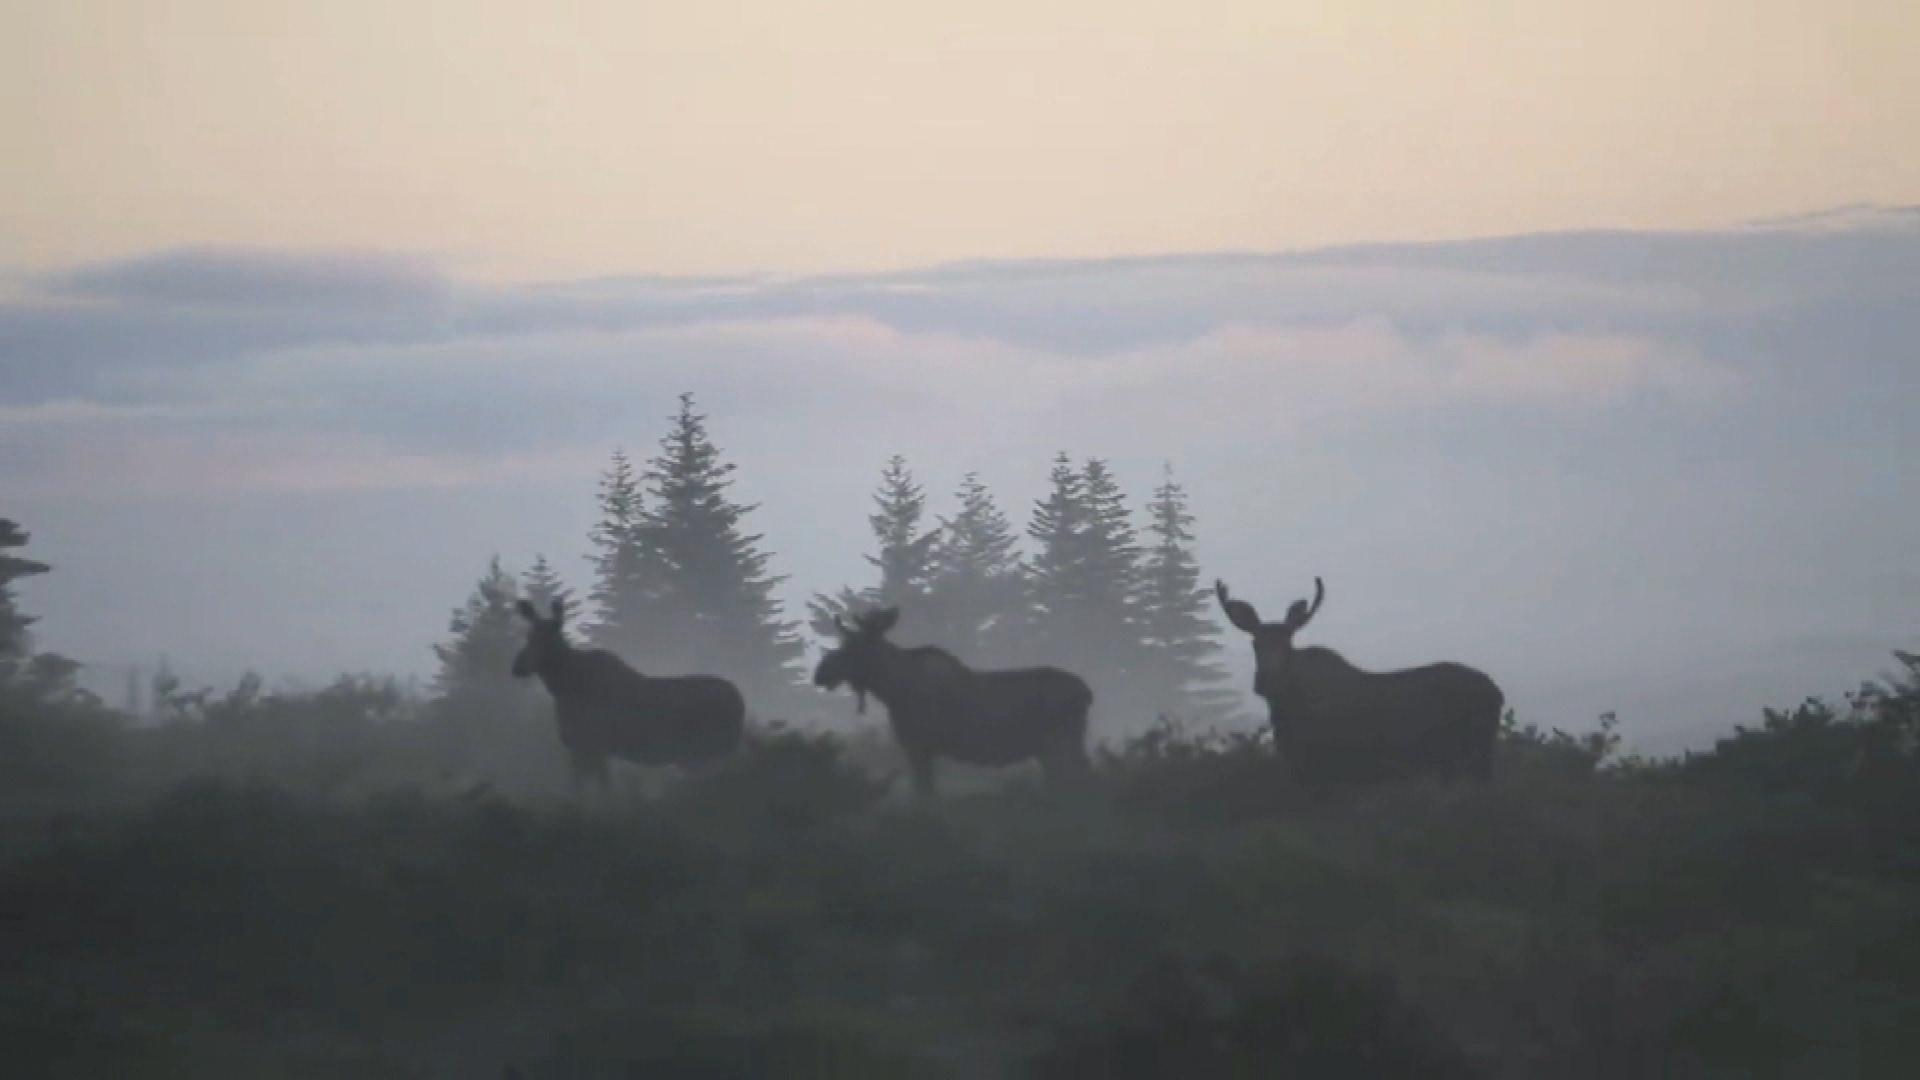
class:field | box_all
[4,688,1920,1078]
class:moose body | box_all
[512,598,744,787]
[1217,578,1502,782]
[814,608,1092,795]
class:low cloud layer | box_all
[6,210,1918,753]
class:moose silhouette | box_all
[1216,577,1502,782]
[511,597,744,788]
[813,607,1093,796]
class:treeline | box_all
[431,392,1239,732]
[802,452,1238,728]
[8,493,1920,808]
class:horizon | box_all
[10,206,1920,757]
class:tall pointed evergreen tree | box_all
[1024,452,1090,640]
[1137,464,1238,724]
[521,554,569,613]
[0,519,51,671]
[585,449,664,661]
[867,455,939,609]
[1077,457,1152,716]
[1078,458,1145,638]
[927,472,1027,663]
[431,556,530,706]
[809,456,941,644]
[641,393,803,707]
[0,517,88,702]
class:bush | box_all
[0,688,127,813]
[1029,951,1477,1079]
[5,655,1920,1075]
[1496,710,1629,778]
[1676,653,1920,807]
[665,721,894,828]
[1096,715,1291,823]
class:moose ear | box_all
[515,599,540,623]
[1215,580,1263,635]
[874,607,900,634]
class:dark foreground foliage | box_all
[4,653,1920,1077]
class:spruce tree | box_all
[1,519,51,669]
[1079,458,1153,717]
[1137,464,1237,724]
[641,393,803,706]
[927,472,1027,663]
[0,518,84,701]
[809,456,941,644]
[521,554,569,612]
[867,455,939,609]
[1029,449,1090,634]
[431,556,530,705]
[585,449,663,661]
[1078,458,1145,640]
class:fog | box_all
[6,206,1919,754]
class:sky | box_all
[5,1,1919,277]
[3,1,1919,754]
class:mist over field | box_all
[7,208,1919,752]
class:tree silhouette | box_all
[431,556,533,710]
[521,554,569,612]
[585,449,665,663]
[809,455,941,644]
[641,393,804,709]
[1136,464,1237,724]
[926,472,1027,664]
[867,455,939,610]
[0,518,87,702]
[1025,452,1091,658]
[1,518,52,667]
[1078,456,1148,681]
[1028,457,1148,666]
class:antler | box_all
[1282,577,1325,633]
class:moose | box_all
[813,607,1093,796]
[1215,577,1503,782]
[510,597,745,789]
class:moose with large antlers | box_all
[813,607,1093,796]
[1215,577,1503,782]
[510,596,745,789]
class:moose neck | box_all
[857,638,920,711]
[535,636,589,697]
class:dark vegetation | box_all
[6,389,1920,1076]
[6,648,1920,1077]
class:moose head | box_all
[813,606,899,715]
[1215,577,1324,700]
[510,596,571,679]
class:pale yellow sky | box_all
[4,0,1917,279]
